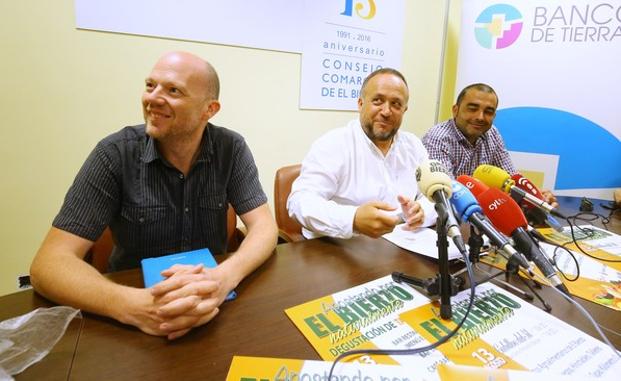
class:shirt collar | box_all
[196,125,214,163]
[142,134,159,163]
[450,118,489,147]
[354,119,401,157]
[141,123,214,164]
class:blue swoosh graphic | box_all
[494,107,621,190]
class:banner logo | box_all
[487,197,506,211]
[475,4,523,49]
[515,177,537,195]
[341,0,376,20]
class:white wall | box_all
[0,0,450,296]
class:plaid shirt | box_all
[422,119,515,178]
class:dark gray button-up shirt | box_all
[53,123,267,271]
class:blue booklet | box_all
[141,248,236,301]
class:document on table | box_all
[382,226,463,260]
[540,225,621,258]
[285,275,621,379]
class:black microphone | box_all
[477,188,571,296]
[512,228,570,290]
[415,160,467,255]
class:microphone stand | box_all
[453,227,533,301]
[467,226,484,264]
[436,202,453,319]
[460,226,552,312]
[392,203,463,320]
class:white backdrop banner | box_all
[75,0,303,53]
[75,0,404,112]
[457,0,621,199]
[299,0,405,110]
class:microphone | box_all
[415,160,467,255]
[511,173,545,200]
[456,175,489,198]
[476,188,570,296]
[458,173,550,245]
[473,165,567,219]
[449,181,532,272]
[511,173,563,232]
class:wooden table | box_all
[0,291,81,380]
[4,196,620,380]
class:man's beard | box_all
[362,121,398,142]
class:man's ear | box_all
[357,97,363,112]
[204,100,221,120]
[451,103,458,118]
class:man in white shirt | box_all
[287,68,436,239]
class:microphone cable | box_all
[327,251,477,379]
[535,211,620,264]
[532,212,621,351]
[548,243,580,282]
[529,231,581,282]
[563,213,621,263]
[530,210,619,284]
[568,211,611,232]
[530,271,621,359]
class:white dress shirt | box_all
[287,119,437,239]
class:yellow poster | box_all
[479,225,621,311]
[225,356,602,381]
[539,225,621,271]
[285,275,621,378]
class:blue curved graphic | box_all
[494,107,621,190]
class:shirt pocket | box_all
[197,194,227,253]
[198,194,227,211]
[117,205,170,251]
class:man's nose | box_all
[380,102,391,116]
[474,109,485,120]
[144,86,164,104]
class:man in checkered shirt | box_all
[422,83,556,205]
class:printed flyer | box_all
[285,275,620,379]
[480,225,621,311]
[225,355,602,381]
[538,225,621,270]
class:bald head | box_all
[360,68,408,100]
[155,51,220,100]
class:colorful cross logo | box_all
[475,4,523,49]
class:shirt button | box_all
[184,207,190,213]
[138,217,145,223]
[218,203,223,208]
[179,173,184,179]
